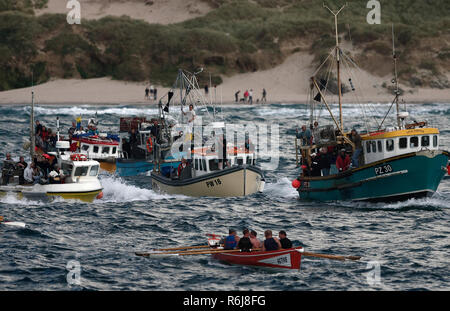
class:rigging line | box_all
[317,55,335,122]
[340,51,387,128]
[339,51,374,131]
[312,47,336,77]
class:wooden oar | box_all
[154,245,212,252]
[135,248,262,257]
[301,251,361,261]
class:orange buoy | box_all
[96,191,104,200]
[292,179,301,189]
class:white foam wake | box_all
[263,177,298,199]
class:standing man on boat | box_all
[262,230,281,251]
[336,148,351,172]
[296,125,312,146]
[350,129,363,168]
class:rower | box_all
[237,229,253,252]
[278,230,293,249]
[223,229,240,250]
[2,153,16,185]
[262,230,281,251]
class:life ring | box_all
[79,154,88,161]
[146,137,153,153]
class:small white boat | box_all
[1,142,103,203]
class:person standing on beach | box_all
[204,84,209,96]
[154,88,157,100]
[235,90,240,103]
[244,90,249,103]
[262,88,267,103]
[249,89,253,104]
[150,85,155,100]
[145,87,149,99]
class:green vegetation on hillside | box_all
[0,0,449,91]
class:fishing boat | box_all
[0,91,103,203]
[70,114,120,173]
[292,4,450,202]
[115,116,183,176]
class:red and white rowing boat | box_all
[211,247,303,270]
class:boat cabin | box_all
[190,147,256,178]
[79,139,119,160]
[361,127,439,165]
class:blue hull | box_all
[297,150,449,202]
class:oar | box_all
[301,251,361,261]
[0,216,26,228]
[135,248,262,257]
[154,245,212,252]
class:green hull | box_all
[297,150,449,202]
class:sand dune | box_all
[36,0,212,24]
[1,52,448,106]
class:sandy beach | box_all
[0,51,448,106]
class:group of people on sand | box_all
[145,85,158,100]
[222,228,293,252]
[296,121,363,177]
[234,88,267,104]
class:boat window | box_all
[421,136,430,147]
[399,137,407,149]
[194,159,199,170]
[237,157,244,165]
[202,159,207,171]
[386,139,394,152]
[61,163,73,176]
[82,145,90,151]
[89,165,99,176]
[410,137,419,148]
[74,166,89,177]
[246,156,252,164]
[93,146,99,153]
[377,141,382,153]
[433,135,438,147]
[371,141,377,153]
[209,159,219,171]
[366,141,371,153]
[112,147,117,154]
[102,147,110,154]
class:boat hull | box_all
[212,247,303,270]
[0,179,103,203]
[116,159,180,177]
[151,165,265,197]
[297,150,449,202]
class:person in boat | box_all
[310,153,322,177]
[296,125,312,146]
[23,162,34,185]
[278,230,293,249]
[244,137,255,153]
[312,121,321,144]
[336,148,351,172]
[35,120,42,135]
[262,230,282,251]
[2,153,16,185]
[35,129,45,150]
[129,128,139,158]
[150,119,160,143]
[237,229,253,252]
[183,104,196,125]
[317,147,331,176]
[249,230,262,249]
[49,165,64,184]
[16,156,28,185]
[68,122,76,136]
[177,158,192,180]
[350,129,362,168]
[223,229,240,250]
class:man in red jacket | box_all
[336,148,351,172]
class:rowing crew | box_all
[222,228,293,252]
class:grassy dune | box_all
[0,0,449,91]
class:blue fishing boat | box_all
[292,5,450,202]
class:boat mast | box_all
[324,3,346,132]
[30,72,35,159]
[392,23,401,127]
